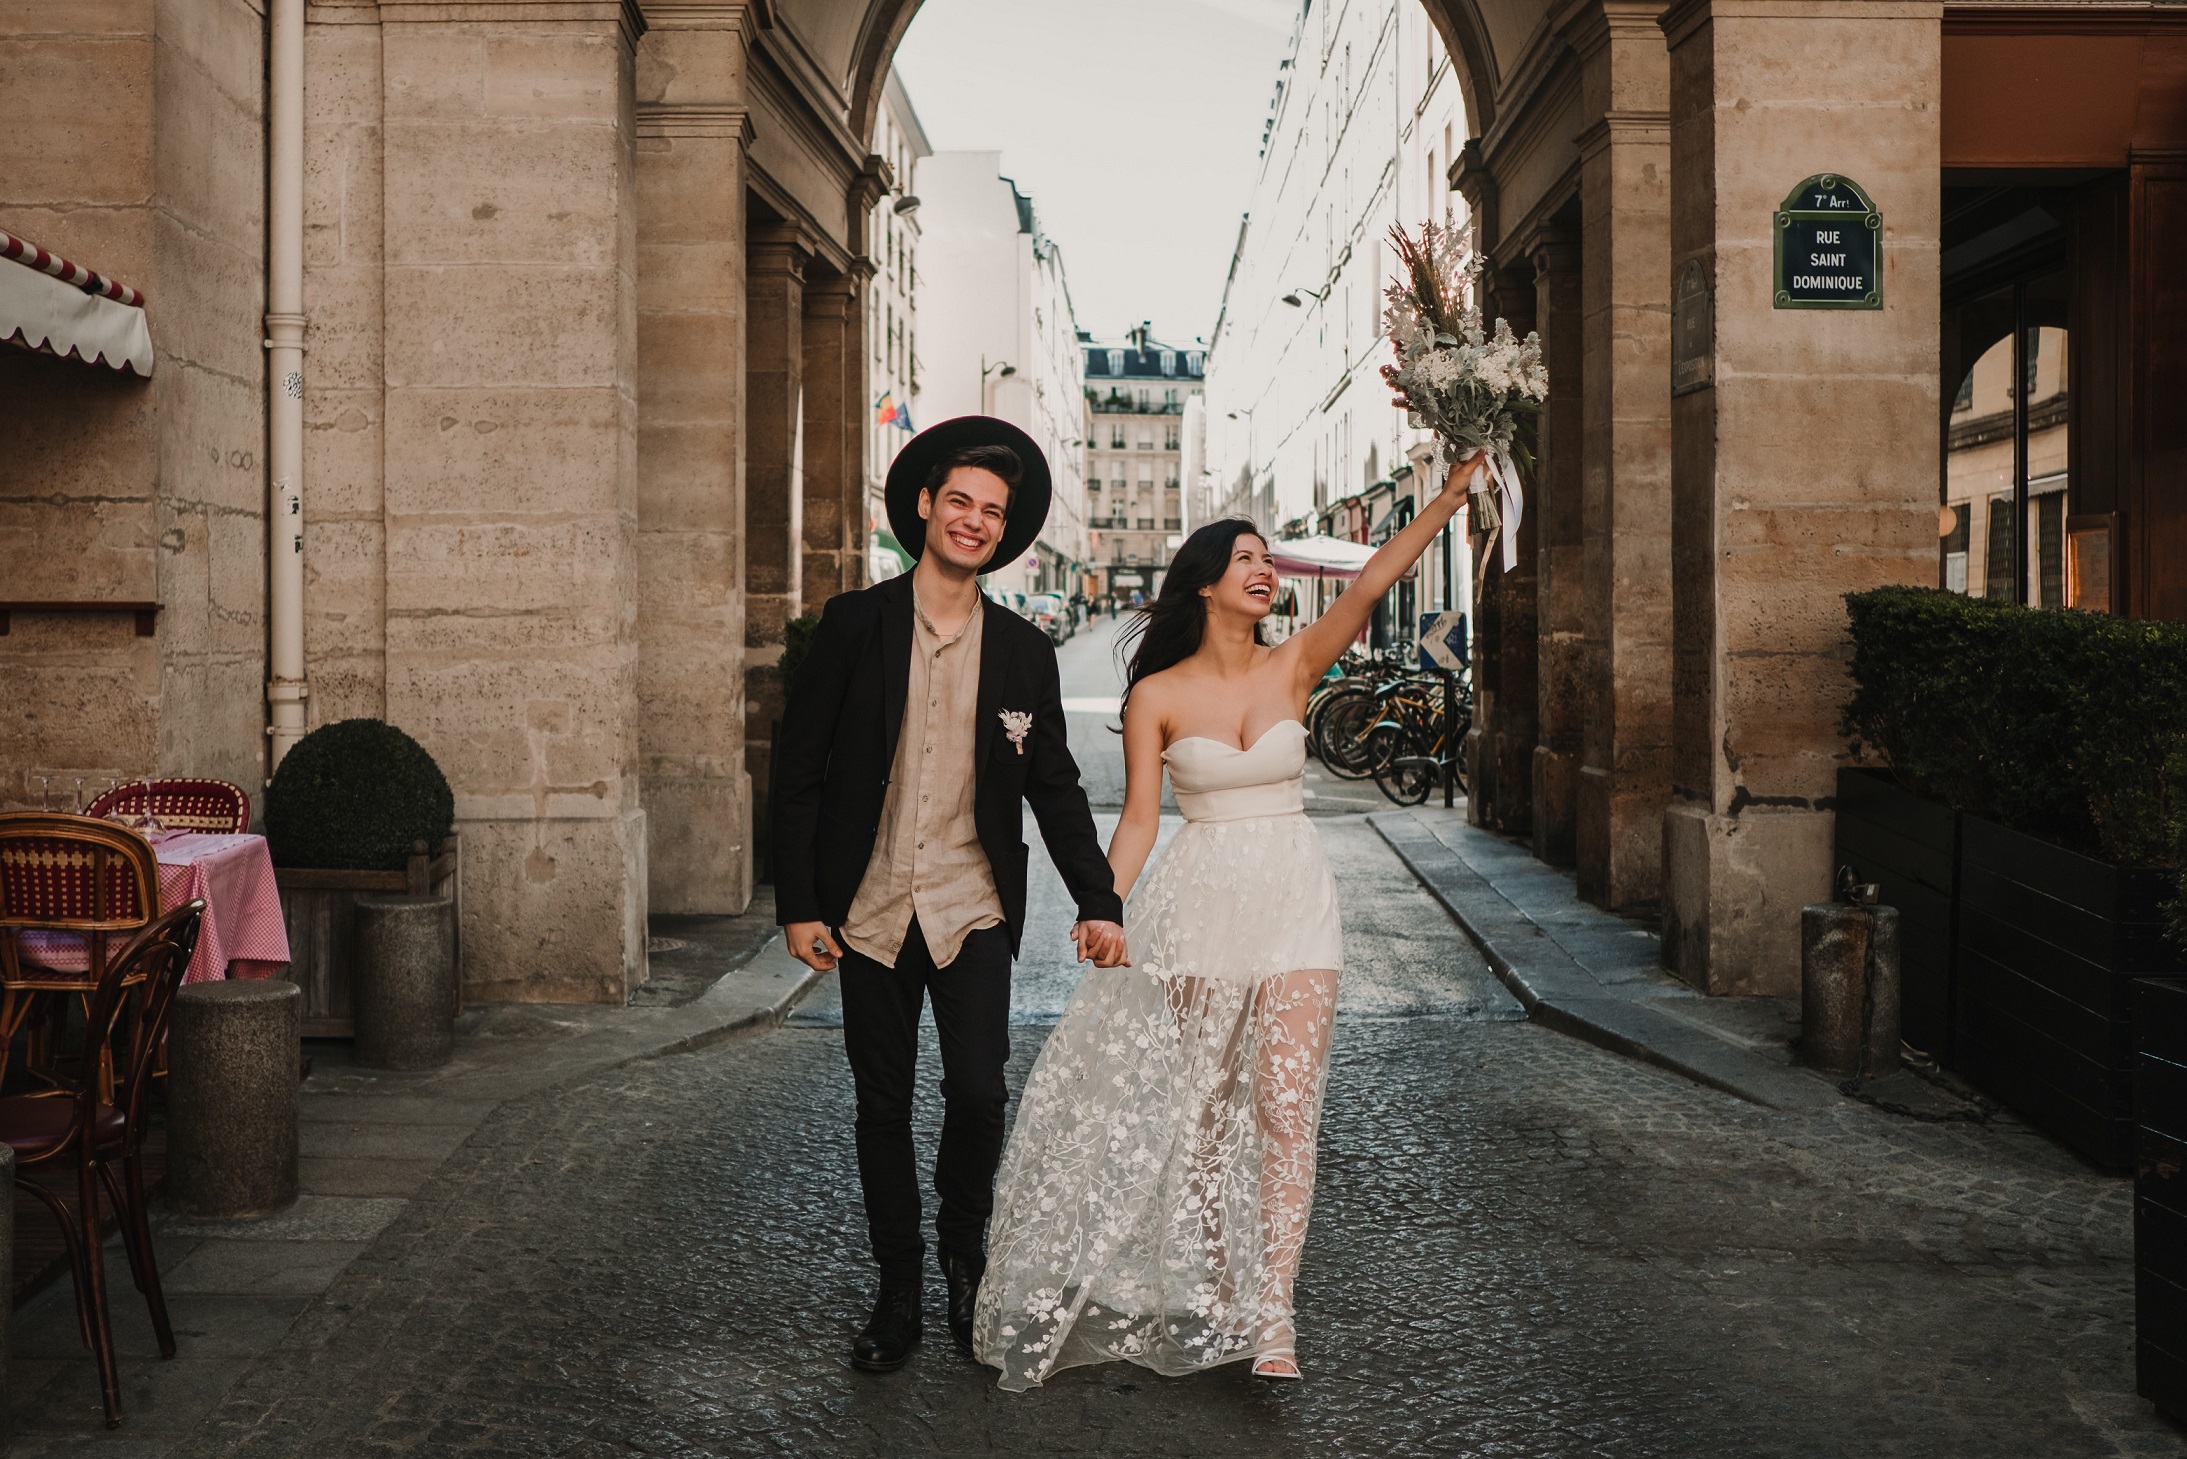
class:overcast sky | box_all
[892,0,1298,348]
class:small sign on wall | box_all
[1774,174,1881,310]
[1671,259,1713,395]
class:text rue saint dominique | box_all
[1793,227,1864,291]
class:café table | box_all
[16,830,291,984]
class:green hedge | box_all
[1841,586,2187,869]
[265,719,455,871]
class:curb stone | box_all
[1370,810,1837,1112]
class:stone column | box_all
[1466,260,1541,835]
[378,4,648,1002]
[1659,0,1939,994]
[1529,227,1584,869]
[1574,2,1675,914]
[635,15,756,916]
[744,222,811,869]
[799,258,872,615]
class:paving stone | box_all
[156,818,2182,1458]
[160,1241,372,1298]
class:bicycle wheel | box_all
[1375,755,1438,806]
[1314,693,1383,778]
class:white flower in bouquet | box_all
[1379,217,1547,573]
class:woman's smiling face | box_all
[1202,533,1276,621]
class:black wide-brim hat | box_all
[885,415,1052,573]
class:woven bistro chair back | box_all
[83,777,249,835]
[0,813,160,990]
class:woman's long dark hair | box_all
[1116,517,1270,722]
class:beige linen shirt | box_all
[839,594,1005,969]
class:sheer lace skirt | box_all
[974,814,1342,1390]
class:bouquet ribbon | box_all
[1454,444,1526,575]
[1485,445,1525,575]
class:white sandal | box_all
[1251,1353,1302,1380]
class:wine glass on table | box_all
[136,776,164,838]
[33,773,53,810]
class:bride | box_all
[973,453,1479,1388]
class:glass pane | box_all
[1943,285,2014,596]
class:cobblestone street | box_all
[150,807,2177,1458]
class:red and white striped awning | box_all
[0,228,153,376]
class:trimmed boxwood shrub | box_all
[265,719,455,871]
[1841,586,2187,869]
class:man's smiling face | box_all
[918,466,1012,574]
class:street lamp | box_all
[1281,285,1327,308]
[981,357,1015,413]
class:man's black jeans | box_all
[837,917,1012,1291]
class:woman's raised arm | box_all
[1284,449,1482,684]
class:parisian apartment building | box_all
[865,70,931,583]
[1083,326,1203,601]
[917,152,1089,599]
[1204,0,1469,610]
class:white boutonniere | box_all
[999,709,1033,755]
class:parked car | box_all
[1027,593,1070,644]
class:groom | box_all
[773,416,1128,1373]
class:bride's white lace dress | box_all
[973,719,1342,1389]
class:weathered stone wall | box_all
[1661,0,1940,995]
[0,0,266,805]
[373,5,647,1003]
[303,1,389,728]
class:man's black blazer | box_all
[771,573,1124,955]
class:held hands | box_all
[1071,920,1129,968]
[786,920,842,972]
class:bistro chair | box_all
[0,814,161,1084]
[83,777,249,835]
[0,898,202,1428]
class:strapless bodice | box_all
[1163,720,1308,821]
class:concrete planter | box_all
[1833,768,1961,1066]
[274,837,459,1037]
[2135,977,2187,1423]
[1956,816,2184,1172]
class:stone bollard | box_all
[354,893,456,1071]
[169,980,301,1218]
[1801,901,1902,1079]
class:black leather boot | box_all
[850,1286,922,1373]
[939,1249,986,1351]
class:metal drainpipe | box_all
[264,0,308,778]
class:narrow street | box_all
[135,627,2166,1457]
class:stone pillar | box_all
[353,893,456,1070]
[1529,227,1584,869]
[744,222,811,871]
[1466,260,1541,836]
[378,5,648,1003]
[168,980,301,1218]
[635,17,756,916]
[799,259,872,615]
[1575,2,1675,914]
[1660,0,1939,995]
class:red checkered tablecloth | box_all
[18,832,290,984]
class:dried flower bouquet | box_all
[1380,218,1547,573]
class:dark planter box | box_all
[275,838,461,1038]
[1833,768,1961,1066]
[1954,816,2184,1171]
[2136,977,2187,1423]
